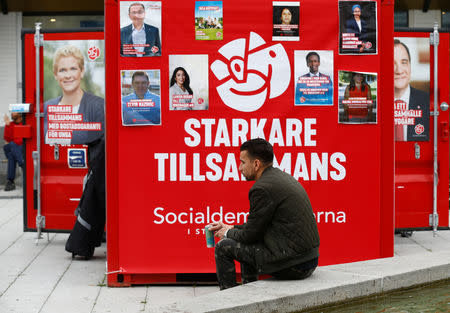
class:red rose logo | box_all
[415,124,424,135]
[364,42,372,49]
[151,46,159,54]
[87,46,100,61]
[198,98,204,104]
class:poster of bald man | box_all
[393,38,430,142]
[294,50,333,106]
[120,1,162,57]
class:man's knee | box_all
[214,238,237,258]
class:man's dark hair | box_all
[129,2,145,13]
[306,51,320,63]
[394,39,411,62]
[240,138,274,164]
[132,71,149,83]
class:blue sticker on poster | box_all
[68,149,87,168]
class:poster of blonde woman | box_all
[43,40,105,145]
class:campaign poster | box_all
[119,1,162,57]
[394,37,430,141]
[338,71,377,124]
[121,70,161,126]
[169,55,209,110]
[43,40,105,145]
[195,1,223,40]
[272,1,300,41]
[294,50,333,106]
[338,1,377,55]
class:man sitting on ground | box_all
[209,138,320,290]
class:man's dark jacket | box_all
[226,166,320,274]
[120,23,161,57]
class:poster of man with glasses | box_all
[120,1,162,57]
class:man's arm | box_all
[226,188,275,244]
[4,125,13,143]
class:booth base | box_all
[106,273,273,287]
[107,273,219,287]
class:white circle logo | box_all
[210,32,291,112]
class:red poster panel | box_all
[23,31,104,232]
[105,0,394,285]
[394,31,450,230]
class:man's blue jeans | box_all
[3,142,23,181]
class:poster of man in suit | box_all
[338,1,377,55]
[393,38,430,142]
[120,1,162,57]
[294,50,333,106]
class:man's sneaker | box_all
[4,180,15,191]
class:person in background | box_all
[3,113,24,191]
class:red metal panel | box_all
[379,0,395,257]
[105,0,394,285]
[23,31,104,231]
[394,32,450,229]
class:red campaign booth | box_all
[19,0,450,287]
[104,0,395,286]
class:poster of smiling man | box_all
[294,50,333,106]
[272,1,300,41]
[338,0,377,55]
[393,37,430,141]
[43,40,105,145]
[120,1,162,57]
[121,70,161,126]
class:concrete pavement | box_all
[0,192,449,313]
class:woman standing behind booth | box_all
[44,45,105,260]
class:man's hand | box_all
[209,222,233,239]
[3,114,10,126]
